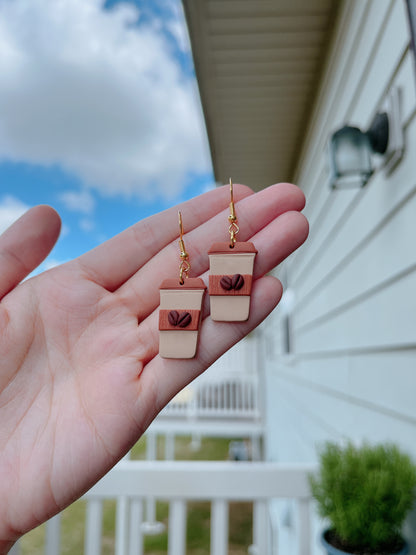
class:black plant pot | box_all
[320,529,409,555]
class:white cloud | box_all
[164,1,192,54]
[60,223,71,238]
[59,190,96,215]
[79,217,95,232]
[0,195,30,234]
[0,0,211,200]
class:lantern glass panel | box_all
[329,126,373,188]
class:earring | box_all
[208,179,257,321]
[159,211,206,359]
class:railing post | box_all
[9,542,20,555]
[190,432,201,451]
[251,434,261,461]
[168,499,186,555]
[146,431,157,461]
[165,433,175,461]
[115,496,129,555]
[250,500,268,555]
[143,432,165,534]
[297,498,311,555]
[129,499,144,555]
[230,380,235,412]
[210,499,228,555]
[84,499,103,555]
[45,513,61,555]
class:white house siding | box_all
[262,0,416,552]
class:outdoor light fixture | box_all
[329,113,388,189]
[329,88,404,189]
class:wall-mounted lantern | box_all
[329,88,404,190]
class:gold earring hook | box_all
[178,211,190,284]
[228,178,239,247]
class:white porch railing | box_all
[17,461,315,555]
[160,375,261,420]
[151,374,264,460]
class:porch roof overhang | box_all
[183,0,340,191]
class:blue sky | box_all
[0,0,214,270]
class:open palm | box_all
[0,183,308,551]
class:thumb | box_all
[0,205,61,299]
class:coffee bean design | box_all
[231,273,245,290]
[178,312,192,328]
[168,310,192,328]
[168,310,179,326]
[220,273,245,292]
[220,275,233,290]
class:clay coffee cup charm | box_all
[208,243,257,321]
[208,179,257,322]
[159,212,206,359]
[159,278,206,358]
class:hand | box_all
[0,183,308,551]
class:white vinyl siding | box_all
[263,0,416,551]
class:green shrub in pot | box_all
[309,442,416,554]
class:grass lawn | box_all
[20,435,254,554]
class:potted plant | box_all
[309,441,416,555]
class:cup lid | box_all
[208,241,258,255]
[160,277,207,290]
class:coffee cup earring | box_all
[159,212,206,358]
[208,179,257,321]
